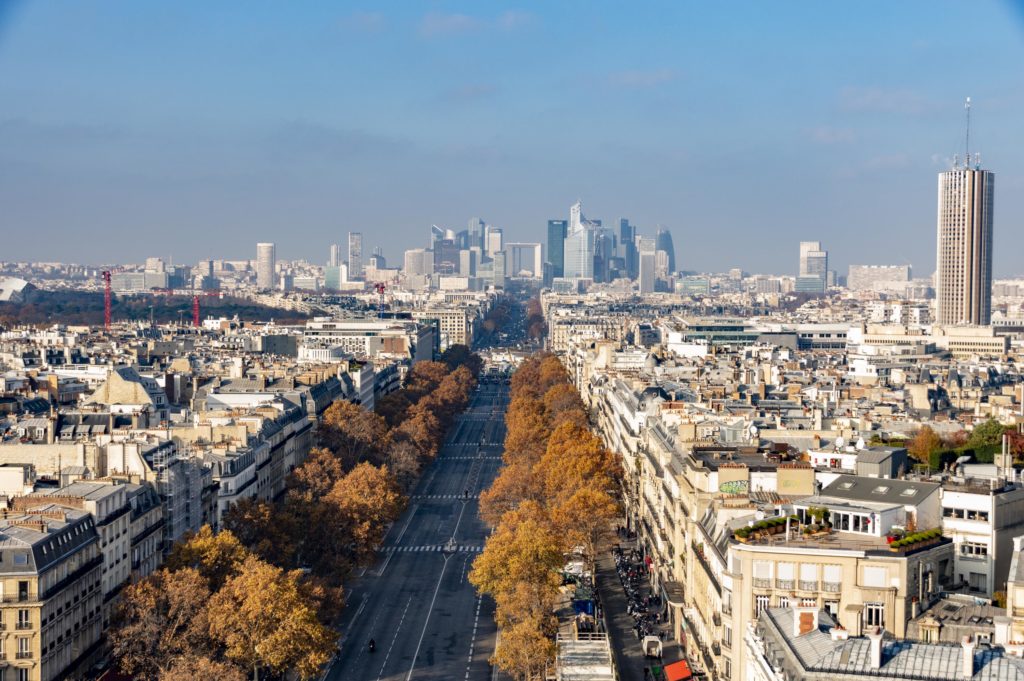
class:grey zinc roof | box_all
[822,474,940,505]
[764,609,1024,681]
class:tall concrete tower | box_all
[256,242,275,290]
[936,166,994,325]
[348,232,363,279]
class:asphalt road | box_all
[326,381,509,681]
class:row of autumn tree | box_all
[111,346,482,680]
[469,353,621,681]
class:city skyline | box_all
[2,3,1024,273]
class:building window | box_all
[777,596,790,609]
[755,595,770,617]
[800,598,817,607]
[15,610,29,630]
[864,602,885,628]
[961,542,988,557]
[17,582,28,602]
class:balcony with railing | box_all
[799,580,819,592]
[775,579,794,590]
[753,578,772,589]
[16,651,32,660]
[822,581,842,593]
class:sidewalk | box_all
[594,539,685,681]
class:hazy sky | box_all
[2,1,1023,276]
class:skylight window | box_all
[838,482,854,490]
[900,488,918,497]
[872,486,890,494]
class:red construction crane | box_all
[148,288,222,328]
[373,282,387,318]
[102,270,112,330]
[192,291,222,328]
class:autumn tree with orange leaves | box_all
[472,353,621,680]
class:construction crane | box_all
[102,270,112,330]
[373,282,387,318]
[149,288,223,328]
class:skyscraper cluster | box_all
[545,200,676,292]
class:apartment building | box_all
[0,508,103,681]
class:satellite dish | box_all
[856,437,866,451]
[835,436,845,449]
[748,424,758,436]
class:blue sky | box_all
[1,1,1023,275]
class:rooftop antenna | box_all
[964,96,971,169]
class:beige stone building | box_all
[0,508,103,681]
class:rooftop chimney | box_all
[829,624,849,642]
[867,627,884,669]
[961,635,976,678]
[793,606,819,637]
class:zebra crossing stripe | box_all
[410,494,481,499]
[381,545,484,553]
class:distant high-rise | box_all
[467,218,485,250]
[329,243,341,267]
[655,227,676,274]
[348,232,363,279]
[637,237,656,294]
[936,164,994,325]
[486,228,504,257]
[797,240,828,293]
[619,219,637,279]
[563,200,597,280]
[547,220,568,278]
[256,242,275,289]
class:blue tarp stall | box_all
[573,586,595,615]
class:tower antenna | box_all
[964,96,971,169]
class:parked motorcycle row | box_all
[613,545,664,641]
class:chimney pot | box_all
[961,635,976,678]
[867,626,884,669]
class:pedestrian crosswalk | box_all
[382,545,484,553]
[437,456,502,461]
[411,493,480,500]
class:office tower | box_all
[637,237,656,294]
[563,200,597,279]
[619,219,637,279]
[847,265,911,292]
[936,163,994,325]
[329,243,342,267]
[547,219,568,278]
[486,228,504,257]
[468,218,485,250]
[368,253,386,270]
[434,238,460,275]
[459,249,477,277]
[797,240,828,293]
[404,248,433,276]
[492,251,507,288]
[655,227,676,274]
[256,242,275,289]
[145,257,166,273]
[348,232,363,279]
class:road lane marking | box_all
[406,551,453,681]
[377,596,413,681]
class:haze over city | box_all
[2,1,1024,274]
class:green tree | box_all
[968,419,1006,449]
